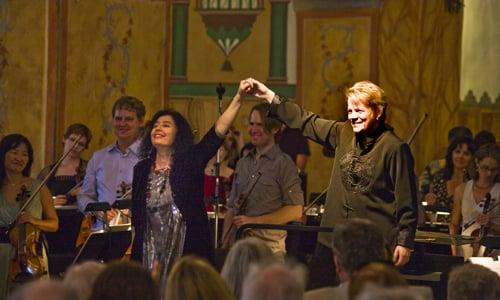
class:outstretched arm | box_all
[215,80,253,136]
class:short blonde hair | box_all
[345,81,387,116]
[166,256,234,300]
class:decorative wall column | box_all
[170,0,189,80]
[268,0,289,83]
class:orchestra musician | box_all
[78,96,145,229]
[450,143,500,259]
[38,123,92,206]
[246,78,418,287]
[221,103,304,258]
[130,80,248,296]
[0,134,58,298]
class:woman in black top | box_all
[131,80,249,295]
[38,124,92,206]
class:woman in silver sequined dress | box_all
[131,80,252,296]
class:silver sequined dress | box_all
[143,168,186,295]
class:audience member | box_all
[356,284,426,300]
[8,280,76,300]
[62,261,105,300]
[240,262,306,300]
[221,237,274,299]
[348,262,408,300]
[304,218,388,300]
[165,256,234,300]
[447,263,500,300]
[89,260,159,300]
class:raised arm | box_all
[246,78,341,148]
[214,80,252,136]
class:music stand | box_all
[74,201,133,263]
[112,199,132,210]
[72,227,133,264]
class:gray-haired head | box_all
[8,280,76,300]
[241,262,307,300]
[221,237,274,299]
[63,261,106,300]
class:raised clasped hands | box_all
[239,78,275,102]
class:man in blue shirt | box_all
[78,96,145,230]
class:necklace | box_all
[474,182,493,190]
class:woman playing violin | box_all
[450,143,500,259]
[0,134,58,298]
[38,123,92,206]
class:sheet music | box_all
[469,258,500,276]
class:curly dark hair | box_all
[139,109,194,160]
[89,261,159,300]
[64,123,93,148]
[331,218,389,275]
[0,134,34,184]
[443,136,476,180]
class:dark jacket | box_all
[131,127,224,263]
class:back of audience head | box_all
[447,263,500,300]
[447,126,472,143]
[355,284,424,300]
[63,261,105,300]
[89,260,159,300]
[8,280,76,300]
[474,130,496,148]
[348,262,408,300]
[221,237,274,299]
[332,218,388,279]
[166,255,234,300]
[241,262,306,300]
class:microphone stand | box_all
[214,83,226,248]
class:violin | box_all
[8,186,46,282]
[5,135,83,281]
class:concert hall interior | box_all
[0,1,499,300]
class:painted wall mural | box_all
[196,0,263,71]
[0,0,9,137]
[296,9,377,194]
[0,0,46,172]
[64,0,169,156]
[100,3,133,140]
